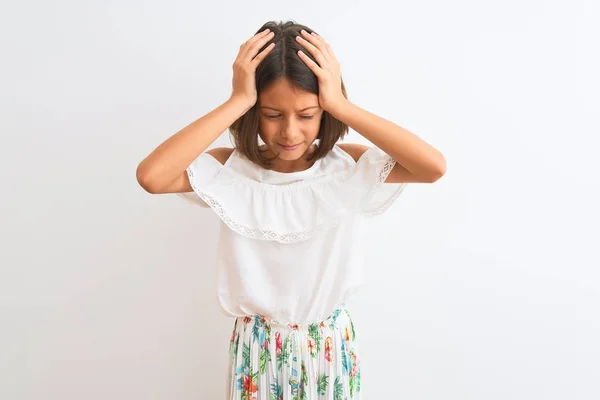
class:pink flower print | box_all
[275,331,282,356]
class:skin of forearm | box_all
[136,96,252,191]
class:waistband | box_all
[242,303,348,331]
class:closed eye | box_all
[265,115,314,120]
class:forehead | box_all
[259,78,319,111]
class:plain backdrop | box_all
[2,0,599,399]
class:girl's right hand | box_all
[230,29,276,108]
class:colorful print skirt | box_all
[227,303,361,399]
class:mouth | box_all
[278,143,301,151]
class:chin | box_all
[272,142,307,157]
[276,150,303,161]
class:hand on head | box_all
[230,29,275,108]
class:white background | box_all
[2,0,599,399]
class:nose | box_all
[280,118,299,140]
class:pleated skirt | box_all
[226,303,361,399]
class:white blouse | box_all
[177,144,408,324]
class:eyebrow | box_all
[259,106,320,112]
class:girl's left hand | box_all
[296,30,348,114]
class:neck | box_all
[260,144,318,173]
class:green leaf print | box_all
[260,346,271,374]
[242,343,251,369]
[300,360,308,400]
[252,322,260,343]
[328,308,343,330]
[317,374,329,395]
[252,369,260,391]
[230,332,240,361]
[265,323,271,345]
[259,323,272,374]
[270,376,283,400]
[333,376,344,400]
[341,346,350,375]
[307,323,322,356]
[277,335,292,371]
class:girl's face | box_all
[257,78,324,162]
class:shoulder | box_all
[336,143,370,162]
[205,147,235,165]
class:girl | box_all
[136,20,445,400]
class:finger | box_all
[242,31,275,63]
[312,32,339,63]
[238,29,272,59]
[251,42,276,66]
[302,30,333,60]
[296,34,329,68]
[242,29,273,52]
[297,50,323,78]
[240,29,271,50]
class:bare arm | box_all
[331,101,446,183]
[135,96,251,194]
[136,28,276,194]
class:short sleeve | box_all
[176,191,210,208]
[175,152,221,209]
[174,152,213,208]
[353,146,408,217]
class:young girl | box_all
[137,20,445,400]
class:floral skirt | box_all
[226,303,361,400]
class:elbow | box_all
[432,156,446,182]
[136,163,158,194]
[429,156,447,183]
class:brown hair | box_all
[228,20,349,168]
